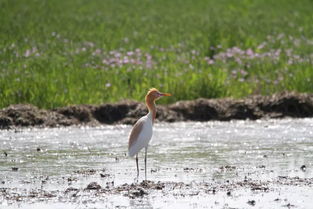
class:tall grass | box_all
[0,0,312,109]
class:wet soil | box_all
[1,92,313,129]
[1,167,312,205]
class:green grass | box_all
[0,0,313,109]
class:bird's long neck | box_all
[145,97,156,123]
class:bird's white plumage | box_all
[128,112,153,157]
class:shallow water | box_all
[1,118,313,208]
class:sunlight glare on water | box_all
[0,118,313,183]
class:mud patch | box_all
[0,92,313,129]
[1,174,313,205]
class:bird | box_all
[128,88,171,180]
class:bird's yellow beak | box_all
[160,92,171,97]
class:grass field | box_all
[0,0,313,109]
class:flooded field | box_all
[0,118,313,209]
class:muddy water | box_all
[1,118,313,209]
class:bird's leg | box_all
[144,147,147,181]
[136,154,139,181]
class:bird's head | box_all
[145,88,171,102]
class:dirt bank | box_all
[1,92,313,129]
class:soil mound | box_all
[0,92,312,129]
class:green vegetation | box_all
[1,0,313,109]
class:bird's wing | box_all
[128,119,144,150]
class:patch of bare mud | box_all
[1,176,313,203]
[1,92,312,129]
